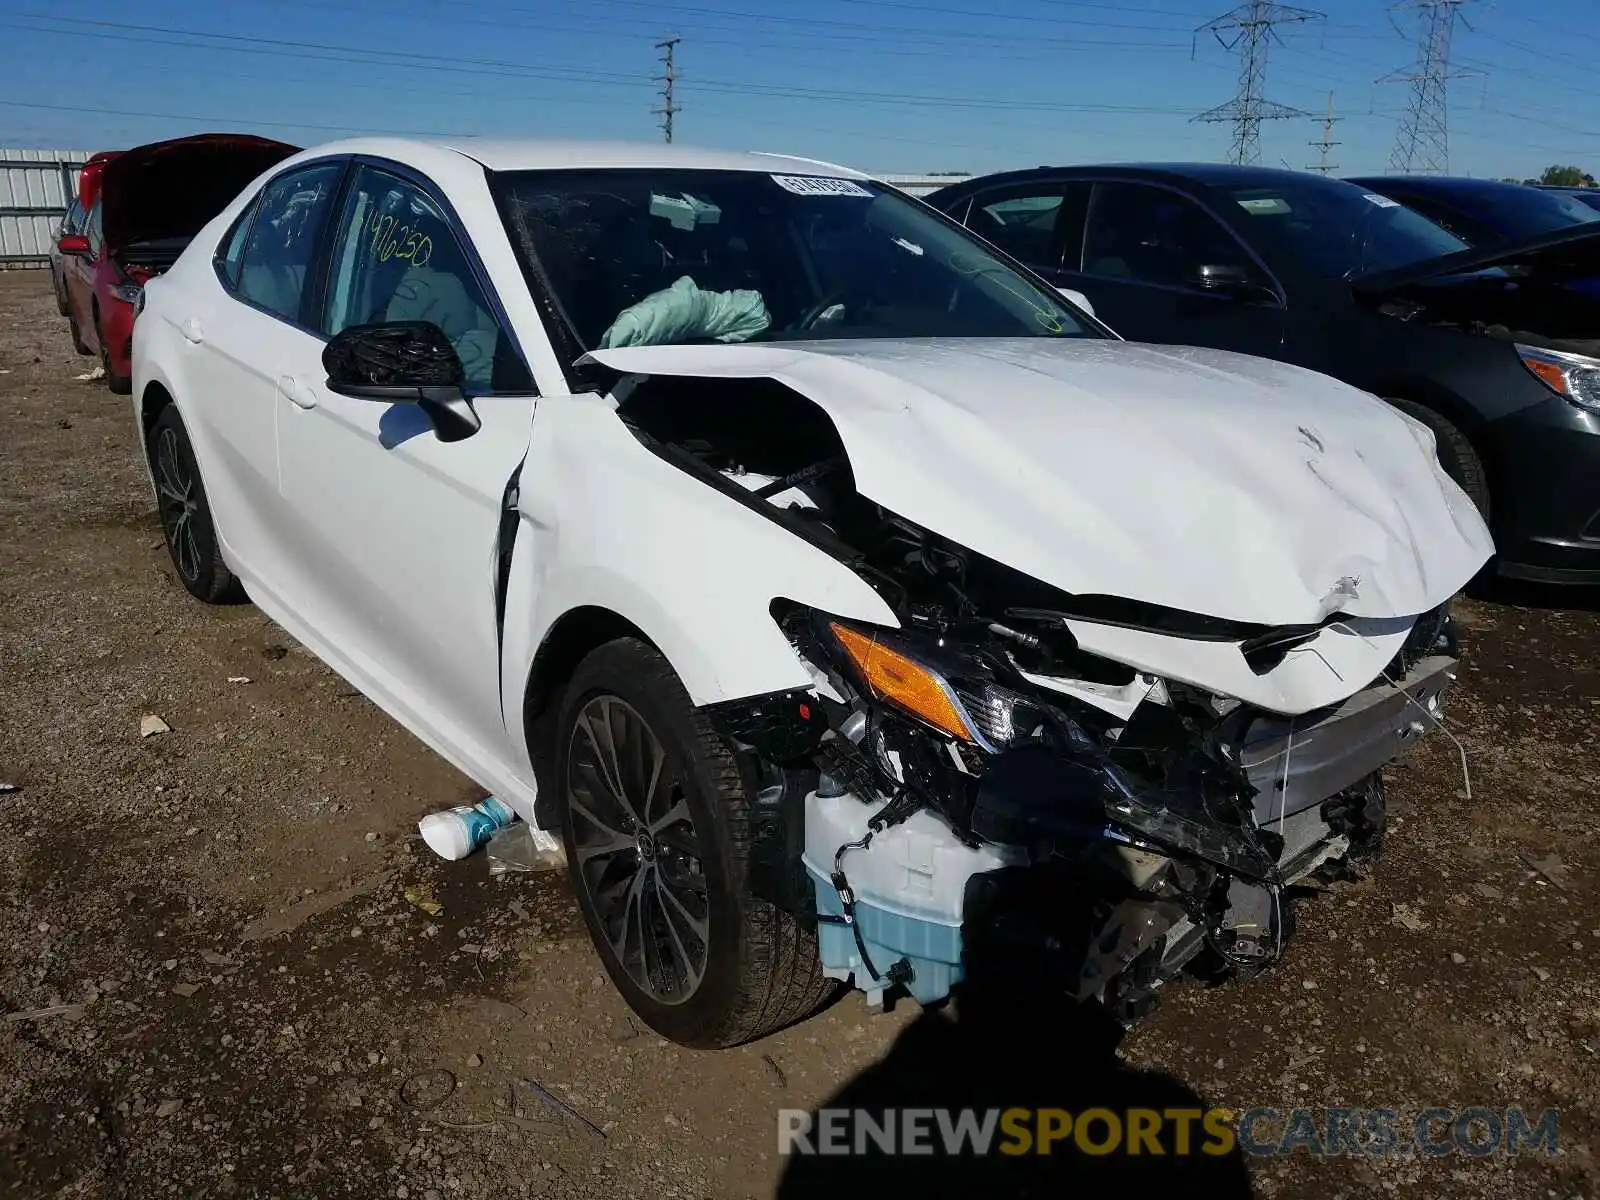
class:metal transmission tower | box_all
[1193,1,1324,166]
[653,37,681,144]
[1307,92,1340,174]
[1382,0,1478,175]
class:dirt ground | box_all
[1,266,1597,1200]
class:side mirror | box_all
[323,321,481,443]
[1196,263,1275,302]
[57,233,90,257]
[1054,286,1096,318]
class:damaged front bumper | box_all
[739,647,1460,1016]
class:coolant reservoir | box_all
[803,790,1026,1006]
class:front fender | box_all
[499,392,898,721]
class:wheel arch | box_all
[522,605,656,829]
[134,379,178,499]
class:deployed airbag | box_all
[599,275,771,349]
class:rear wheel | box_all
[95,308,131,395]
[1386,397,1490,522]
[147,405,243,604]
[555,638,835,1047]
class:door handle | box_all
[277,375,318,410]
[180,318,204,344]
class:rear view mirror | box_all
[57,233,90,257]
[1054,286,1096,318]
[323,321,480,443]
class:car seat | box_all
[384,266,498,386]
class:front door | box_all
[1063,180,1288,357]
[273,163,538,779]
[64,199,102,346]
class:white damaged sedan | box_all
[133,138,1492,1046]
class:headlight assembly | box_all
[828,621,1071,753]
[1517,343,1600,414]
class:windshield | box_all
[1453,185,1600,239]
[492,169,1098,351]
[1224,180,1468,279]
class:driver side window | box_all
[1083,182,1261,291]
[322,167,516,391]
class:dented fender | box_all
[497,391,899,726]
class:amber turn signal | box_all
[829,623,974,743]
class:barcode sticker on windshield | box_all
[771,175,873,198]
[1363,193,1400,208]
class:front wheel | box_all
[555,638,835,1047]
[1386,397,1490,522]
[147,406,243,604]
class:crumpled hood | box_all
[587,337,1493,626]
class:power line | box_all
[0,16,1203,123]
[1382,0,1480,174]
[0,17,1200,117]
[1193,1,1325,166]
[653,36,680,144]
[1307,90,1340,173]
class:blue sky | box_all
[0,0,1594,179]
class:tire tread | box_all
[559,638,834,1048]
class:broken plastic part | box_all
[485,822,565,875]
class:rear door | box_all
[177,159,349,593]
[273,161,538,769]
[1062,179,1287,355]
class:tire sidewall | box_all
[554,641,747,1044]
[148,407,226,602]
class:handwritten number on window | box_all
[366,207,432,268]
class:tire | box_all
[555,638,835,1048]
[95,308,132,395]
[53,269,70,317]
[68,309,91,356]
[1386,397,1490,522]
[147,405,244,604]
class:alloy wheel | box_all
[565,695,710,1004]
[154,427,201,584]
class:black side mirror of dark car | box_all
[1196,263,1277,303]
[322,321,481,443]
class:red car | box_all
[58,134,297,392]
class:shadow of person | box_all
[775,930,1255,1200]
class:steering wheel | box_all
[795,288,876,331]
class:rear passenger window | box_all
[234,162,344,323]
[216,199,261,290]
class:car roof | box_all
[1345,175,1535,198]
[286,136,870,179]
[935,162,1357,192]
